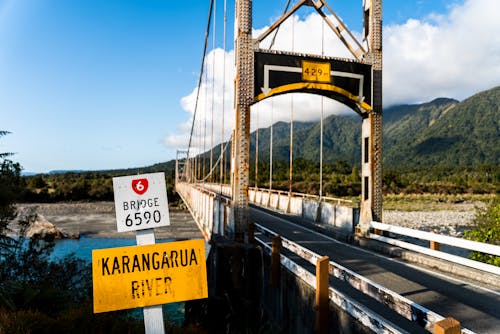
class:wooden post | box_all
[434,317,461,334]
[315,256,329,334]
[430,231,440,251]
[430,240,440,251]
[270,235,281,288]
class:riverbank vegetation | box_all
[19,160,499,203]
[464,197,500,266]
[1,134,193,333]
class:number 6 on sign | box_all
[132,179,149,195]
[112,172,170,232]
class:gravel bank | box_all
[13,202,202,239]
[383,209,478,237]
[13,201,482,239]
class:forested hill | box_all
[246,85,499,169]
[20,86,499,201]
[384,86,500,168]
[35,85,500,177]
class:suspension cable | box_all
[198,134,233,183]
[255,104,259,188]
[269,0,292,50]
[320,97,324,199]
[209,0,217,183]
[319,18,325,199]
[269,99,274,190]
[186,0,215,181]
[289,96,293,194]
[221,0,227,187]
[289,10,295,195]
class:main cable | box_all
[209,0,217,183]
[186,0,215,177]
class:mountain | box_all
[249,116,361,166]
[384,87,499,168]
[50,86,496,176]
[246,86,499,169]
[383,97,460,167]
[200,86,499,171]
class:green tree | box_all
[0,131,23,240]
[27,175,47,189]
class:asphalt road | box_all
[250,206,500,334]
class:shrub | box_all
[463,196,500,266]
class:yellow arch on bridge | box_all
[255,82,372,112]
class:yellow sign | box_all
[92,239,208,313]
[301,60,331,83]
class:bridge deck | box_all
[250,205,500,334]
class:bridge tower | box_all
[360,0,383,228]
[232,0,253,242]
[231,0,383,239]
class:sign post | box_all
[113,172,170,333]
[92,172,208,334]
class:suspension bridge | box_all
[174,1,500,333]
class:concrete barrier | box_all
[278,195,289,212]
[289,197,303,216]
[270,193,279,209]
[255,191,262,205]
[262,192,270,207]
[320,202,336,226]
[303,200,320,222]
[179,183,359,240]
[249,189,255,202]
[335,205,356,234]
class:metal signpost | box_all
[92,172,208,334]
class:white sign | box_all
[112,172,170,232]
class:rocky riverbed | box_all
[383,209,478,237]
[12,200,483,239]
[13,202,203,239]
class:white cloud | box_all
[166,0,500,153]
[384,0,500,105]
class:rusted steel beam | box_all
[359,0,383,230]
[232,0,254,242]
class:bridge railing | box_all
[176,182,480,332]
[369,221,500,276]
[255,223,474,334]
[175,182,232,240]
[200,183,360,235]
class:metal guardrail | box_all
[369,221,500,276]
[177,182,479,333]
[249,186,359,207]
[255,223,475,334]
[255,235,407,334]
[197,182,359,207]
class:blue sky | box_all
[1,0,498,173]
